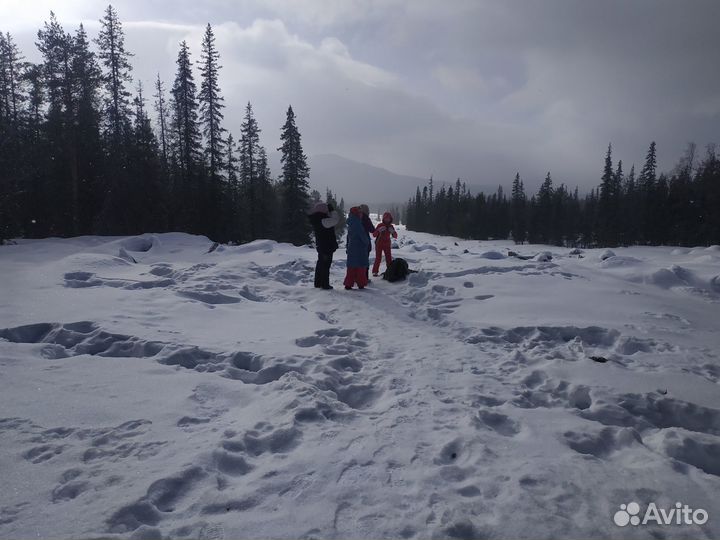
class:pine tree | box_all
[95,4,133,142]
[597,143,619,245]
[36,13,75,235]
[128,81,165,233]
[153,74,169,168]
[198,24,225,182]
[278,105,311,245]
[170,40,201,231]
[325,188,346,240]
[0,31,27,240]
[171,40,201,176]
[224,133,241,242]
[638,141,658,243]
[198,24,226,238]
[239,102,262,240]
[535,172,554,243]
[620,164,637,245]
[71,24,104,234]
[510,172,527,244]
[255,144,276,239]
[1,32,25,127]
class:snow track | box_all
[1,232,719,539]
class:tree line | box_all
[406,141,720,247]
[0,6,323,245]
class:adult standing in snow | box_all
[359,204,375,282]
[372,211,398,277]
[308,202,339,290]
[344,207,370,290]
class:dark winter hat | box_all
[359,204,369,214]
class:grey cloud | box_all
[2,0,718,194]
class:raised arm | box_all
[322,210,339,229]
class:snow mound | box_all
[412,243,439,253]
[599,249,616,260]
[712,275,720,293]
[671,248,690,256]
[223,239,276,255]
[121,235,160,253]
[569,248,583,255]
[534,251,553,262]
[118,247,137,263]
[600,255,642,268]
[643,265,696,289]
[479,250,506,260]
[60,252,134,269]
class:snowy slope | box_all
[0,230,719,540]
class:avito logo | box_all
[614,501,709,527]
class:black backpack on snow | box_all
[383,258,409,282]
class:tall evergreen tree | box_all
[638,141,658,243]
[199,24,225,182]
[95,4,133,142]
[128,81,165,233]
[0,31,28,240]
[278,105,311,245]
[153,73,169,168]
[71,24,104,234]
[170,40,201,231]
[198,23,226,238]
[171,40,201,176]
[224,133,240,242]
[35,13,76,235]
[510,172,527,244]
[239,102,261,240]
[598,143,621,246]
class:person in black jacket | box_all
[308,202,340,289]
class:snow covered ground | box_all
[1,227,719,540]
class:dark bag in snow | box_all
[383,258,409,282]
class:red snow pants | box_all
[344,267,368,289]
[372,242,392,275]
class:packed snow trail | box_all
[1,231,719,539]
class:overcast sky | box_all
[2,0,719,192]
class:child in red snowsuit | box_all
[372,211,398,276]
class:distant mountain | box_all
[307,154,427,207]
[269,153,497,209]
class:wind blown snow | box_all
[1,230,719,539]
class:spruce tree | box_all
[199,24,225,183]
[95,4,133,142]
[153,74,169,168]
[638,141,658,243]
[0,32,27,239]
[239,102,261,240]
[170,40,201,231]
[36,13,75,235]
[510,172,527,244]
[199,24,226,237]
[71,24,104,234]
[598,143,617,245]
[278,105,311,245]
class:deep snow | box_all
[0,227,719,540]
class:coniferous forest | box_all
[1,7,719,249]
[0,6,333,245]
[405,142,720,248]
